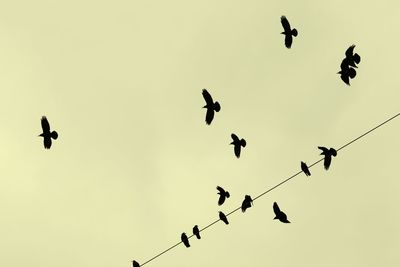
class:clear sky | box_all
[0,1,399,267]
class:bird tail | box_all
[291,28,298,36]
[214,102,221,112]
[51,131,58,140]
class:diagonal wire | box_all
[136,111,400,267]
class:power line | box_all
[135,111,400,267]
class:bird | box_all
[241,195,253,212]
[318,146,337,170]
[338,57,357,85]
[193,225,201,239]
[181,232,190,248]
[39,116,58,149]
[132,260,140,267]
[345,45,361,68]
[216,186,230,206]
[301,161,311,177]
[202,89,221,125]
[273,202,290,223]
[219,211,229,225]
[280,16,298,48]
[230,133,246,158]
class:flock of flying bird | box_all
[32,15,358,267]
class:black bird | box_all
[230,133,246,158]
[39,116,58,149]
[345,45,361,68]
[273,202,290,223]
[318,146,337,170]
[202,89,221,125]
[193,225,201,239]
[280,16,298,48]
[219,211,229,225]
[338,58,357,85]
[241,195,253,212]
[301,161,311,177]
[132,260,140,267]
[216,186,230,206]
[181,232,190,248]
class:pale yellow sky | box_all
[0,1,399,267]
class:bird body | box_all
[216,186,230,206]
[181,232,190,248]
[39,116,58,149]
[280,16,298,48]
[273,202,290,223]
[219,211,229,225]
[338,58,357,85]
[230,133,246,158]
[241,195,253,212]
[193,225,201,239]
[318,146,337,170]
[345,45,361,68]
[301,161,311,176]
[202,89,220,125]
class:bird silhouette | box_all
[230,133,246,158]
[181,232,190,248]
[345,45,361,68]
[193,225,201,239]
[280,16,298,48]
[241,195,253,212]
[301,161,311,177]
[338,57,357,85]
[39,116,58,149]
[219,211,229,225]
[318,146,337,170]
[273,202,290,223]
[202,89,221,125]
[132,260,140,267]
[216,186,230,206]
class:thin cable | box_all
[137,111,400,267]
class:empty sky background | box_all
[0,1,399,267]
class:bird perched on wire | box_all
[202,89,221,125]
[132,260,140,267]
[318,146,337,170]
[280,16,298,48]
[219,211,229,225]
[216,186,230,206]
[344,45,361,68]
[181,232,190,248]
[301,161,311,177]
[230,133,246,158]
[241,195,253,212]
[338,57,357,85]
[193,225,201,239]
[39,116,58,149]
[273,202,290,223]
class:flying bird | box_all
[202,89,221,125]
[345,45,361,68]
[193,225,201,239]
[301,161,311,177]
[273,202,290,223]
[280,16,298,48]
[241,195,253,212]
[230,133,246,158]
[318,146,337,170]
[219,211,229,225]
[216,186,230,206]
[181,232,190,248]
[338,58,357,85]
[132,260,140,267]
[39,116,58,149]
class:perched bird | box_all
[338,58,357,85]
[241,195,253,212]
[193,225,201,239]
[318,146,337,170]
[202,89,221,125]
[301,161,311,177]
[219,211,229,225]
[216,186,230,206]
[345,45,361,68]
[280,16,298,48]
[39,116,58,149]
[132,260,140,267]
[230,133,246,158]
[273,202,290,223]
[181,232,190,248]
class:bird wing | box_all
[218,194,225,205]
[340,73,350,85]
[318,146,328,153]
[285,34,293,48]
[234,144,241,158]
[43,137,52,149]
[41,116,50,133]
[205,108,214,125]
[281,16,291,32]
[324,155,332,170]
[345,45,356,58]
[231,133,239,142]
[202,89,214,105]
[216,186,225,194]
[273,202,281,215]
